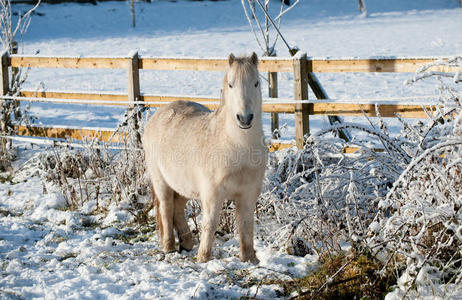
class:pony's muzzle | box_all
[236,113,254,129]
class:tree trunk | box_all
[358,0,366,14]
[131,0,136,28]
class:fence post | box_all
[269,69,279,138]
[1,50,10,150]
[11,42,21,120]
[267,52,279,139]
[127,51,141,107]
[11,42,18,90]
[306,72,351,142]
[293,53,309,149]
[1,50,9,96]
[126,51,142,144]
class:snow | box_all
[9,0,462,140]
[368,221,381,233]
[0,160,317,298]
[1,0,462,298]
[1,143,319,298]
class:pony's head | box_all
[223,52,262,130]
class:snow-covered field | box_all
[1,0,462,298]
[1,143,322,299]
[0,158,316,298]
[14,0,462,138]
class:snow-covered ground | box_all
[2,0,462,298]
[1,144,318,299]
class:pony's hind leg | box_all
[173,193,193,252]
[151,184,163,241]
[152,177,176,253]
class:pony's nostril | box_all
[236,113,253,127]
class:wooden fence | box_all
[1,50,459,150]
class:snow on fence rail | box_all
[1,51,460,149]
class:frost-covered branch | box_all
[273,0,299,22]
[240,0,298,55]
[241,0,265,53]
[1,0,40,169]
[406,71,460,85]
[407,56,462,85]
[1,0,41,52]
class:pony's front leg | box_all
[197,193,224,263]
[235,196,259,264]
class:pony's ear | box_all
[228,53,236,66]
[250,52,258,66]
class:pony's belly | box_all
[160,164,201,199]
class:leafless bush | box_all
[368,56,462,298]
[38,106,151,224]
[0,0,40,170]
[1,0,40,52]
[258,122,404,256]
[257,56,462,297]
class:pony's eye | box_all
[228,83,233,88]
[255,81,259,88]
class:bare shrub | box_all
[263,56,462,298]
[258,122,404,256]
[368,57,462,298]
[0,0,40,170]
[38,106,151,224]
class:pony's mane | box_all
[227,56,258,83]
[218,55,259,112]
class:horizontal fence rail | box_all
[9,55,460,73]
[2,52,460,150]
[9,92,437,117]
[14,125,118,143]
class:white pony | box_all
[142,53,267,263]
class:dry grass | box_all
[284,252,398,299]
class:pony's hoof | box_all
[179,245,192,252]
[249,256,260,264]
[197,253,211,263]
[241,254,260,264]
[162,238,176,253]
[163,245,177,253]
[179,234,193,252]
